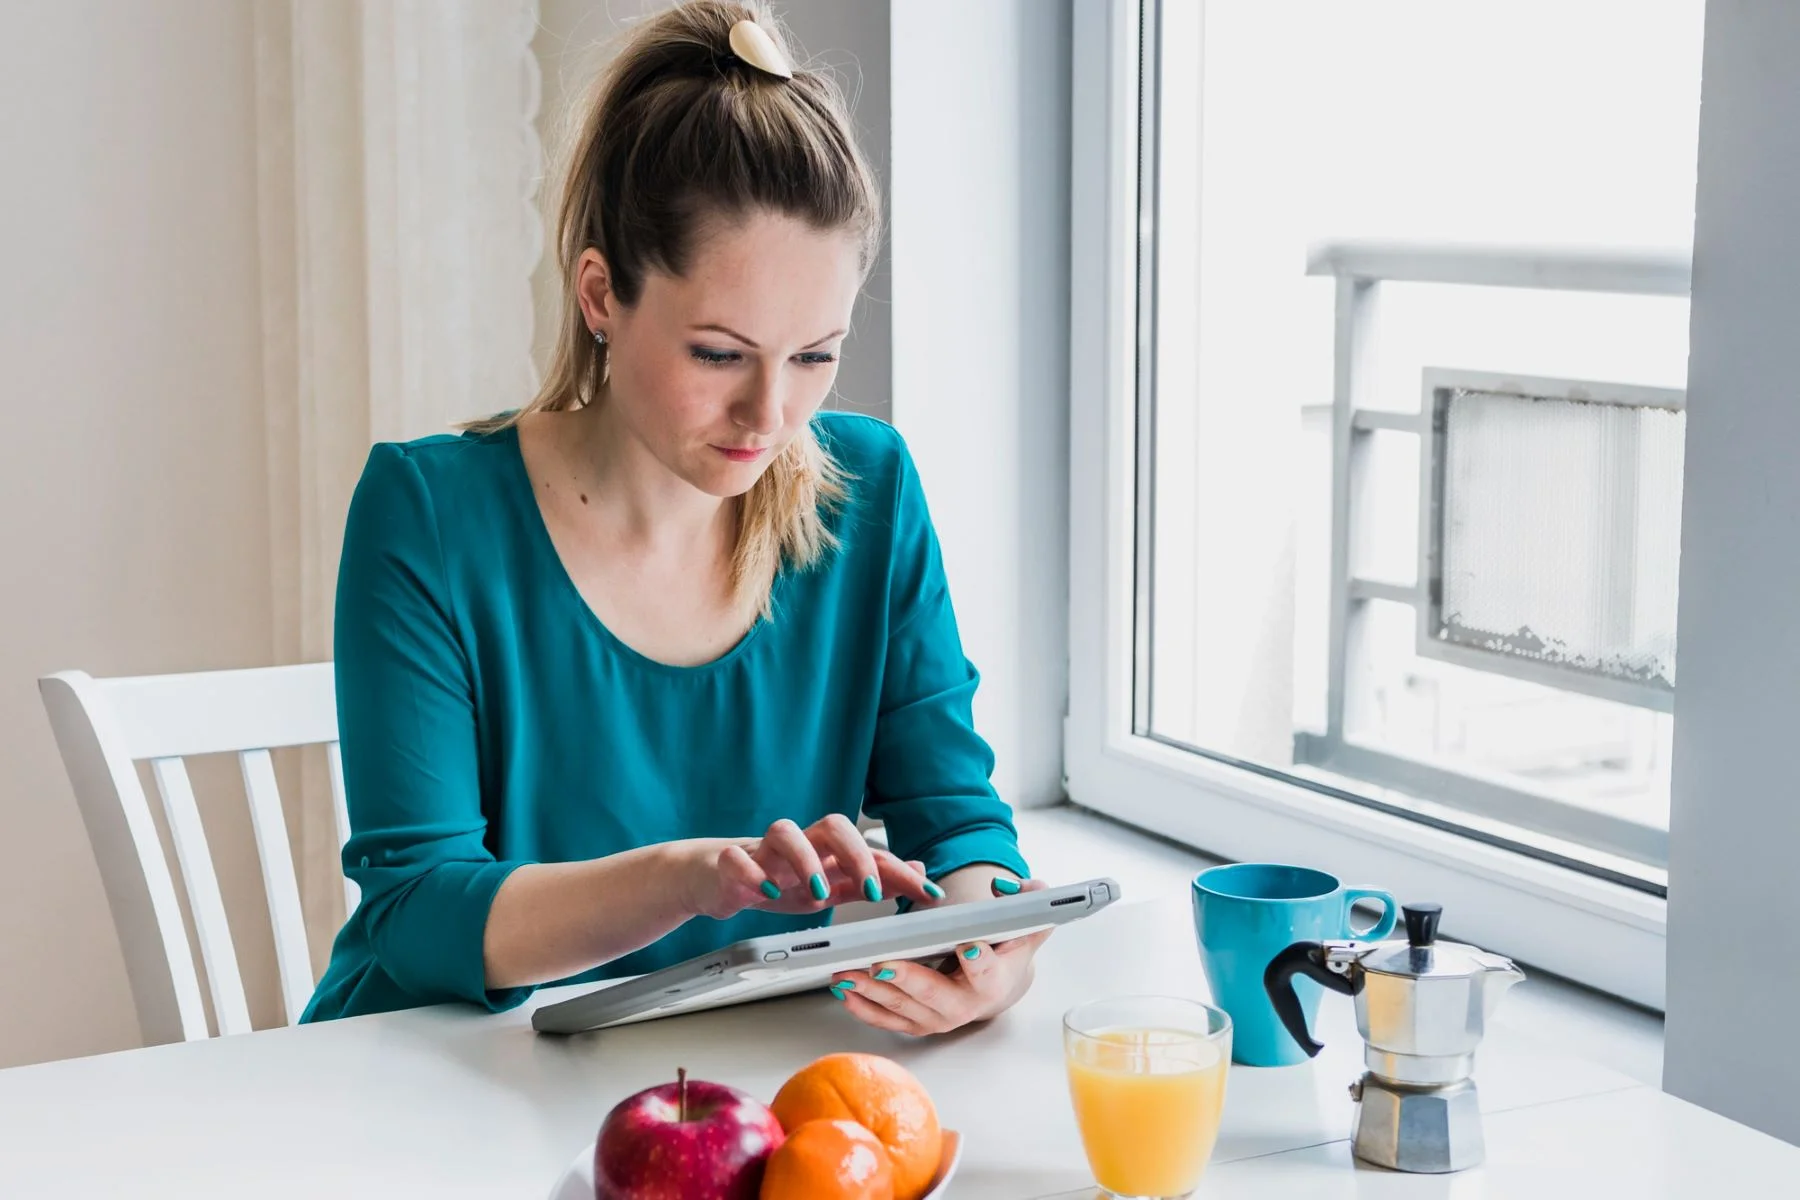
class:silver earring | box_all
[593,329,608,347]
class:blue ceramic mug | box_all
[1192,864,1397,1066]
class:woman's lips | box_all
[712,445,768,463]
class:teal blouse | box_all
[302,412,1029,1022]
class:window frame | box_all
[1065,0,1669,1009]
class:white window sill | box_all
[1012,802,1665,1088]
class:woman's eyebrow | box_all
[689,323,847,350]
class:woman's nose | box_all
[731,368,784,436]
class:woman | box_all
[302,0,1046,1037]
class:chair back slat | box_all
[148,757,253,1037]
[238,748,316,1025]
[325,740,358,916]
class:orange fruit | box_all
[770,1053,941,1200]
[759,1118,894,1200]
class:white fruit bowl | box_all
[549,1128,963,1200]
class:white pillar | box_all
[1664,0,1800,1147]
[889,0,1073,809]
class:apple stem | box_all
[678,1067,687,1122]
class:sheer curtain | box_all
[251,0,545,964]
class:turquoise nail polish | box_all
[962,945,981,960]
[874,968,897,982]
[923,881,946,899]
[809,873,829,901]
[992,876,1022,895]
[862,876,883,903]
[830,982,853,1000]
[759,880,781,900]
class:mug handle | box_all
[1342,887,1398,941]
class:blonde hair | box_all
[477,0,882,617]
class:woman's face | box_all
[580,210,863,498]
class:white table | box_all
[1,892,1794,1196]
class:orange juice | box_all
[1065,1026,1229,1197]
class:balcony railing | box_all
[1296,241,1692,870]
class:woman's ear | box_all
[575,249,615,333]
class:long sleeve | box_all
[332,443,535,1012]
[861,440,1031,884]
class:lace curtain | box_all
[251,0,545,964]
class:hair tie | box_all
[727,19,793,80]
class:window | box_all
[1068,0,1703,1007]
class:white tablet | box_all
[530,876,1122,1035]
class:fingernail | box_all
[991,876,1022,895]
[830,982,854,999]
[874,968,897,982]
[809,873,829,901]
[962,944,981,960]
[923,881,946,899]
[862,876,883,903]
[759,880,782,900]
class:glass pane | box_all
[1352,430,1419,589]
[1140,0,1703,876]
[1344,599,1673,832]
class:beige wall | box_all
[0,1,279,1066]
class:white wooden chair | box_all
[38,664,353,1045]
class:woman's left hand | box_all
[827,875,1052,1036]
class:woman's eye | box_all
[689,347,838,368]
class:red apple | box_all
[594,1068,785,1200]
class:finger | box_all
[799,854,880,907]
[991,877,1054,953]
[835,988,930,1037]
[870,849,942,903]
[816,852,936,905]
[993,926,1054,958]
[828,970,952,1031]
[717,843,777,905]
[754,819,829,904]
[906,860,947,904]
[807,814,883,904]
[837,958,961,1018]
[952,940,998,988]
[750,843,800,891]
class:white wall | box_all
[890,0,1073,811]
[1663,0,1800,1148]
[0,1,279,1066]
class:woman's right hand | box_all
[678,815,945,921]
